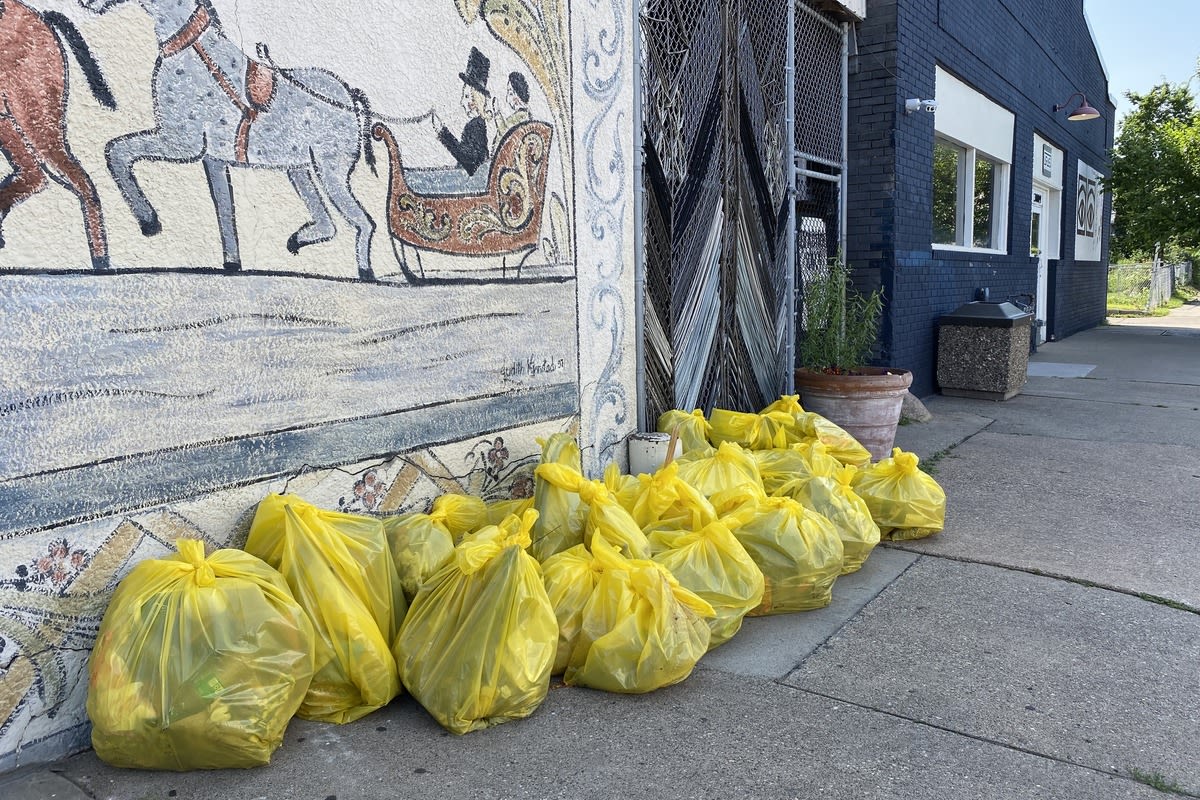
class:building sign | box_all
[1074,159,1104,261]
[1042,144,1053,177]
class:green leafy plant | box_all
[798,256,884,374]
[1126,766,1189,795]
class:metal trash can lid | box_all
[939,301,1032,328]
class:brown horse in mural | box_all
[0,0,116,269]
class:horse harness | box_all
[161,2,277,163]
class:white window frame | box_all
[932,135,1010,253]
[932,67,1014,255]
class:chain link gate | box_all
[794,4,847,338]
[639,0,847,426]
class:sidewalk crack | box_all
[781,554,926,676]
[879,549,1200,616]
[780,685,1200,798]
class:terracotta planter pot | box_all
[794,367,914,461]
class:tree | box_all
[1108,81,1200,260]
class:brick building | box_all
[845,0,1114,396]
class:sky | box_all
[1084,0,1200,125]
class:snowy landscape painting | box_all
[0,0,580,535]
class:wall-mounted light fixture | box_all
[904,98,938,114]
[1053,92,1100,121]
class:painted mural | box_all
[1074,159,1104,262]
[0,0,114,268]
[0,0,574,279]
[2,0,579,520]
[0,0,635,768]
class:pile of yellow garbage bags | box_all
[87,396,944,770]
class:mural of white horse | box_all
[80,0,378,280]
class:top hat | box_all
[459,47,490,97]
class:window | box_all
[932,67,1014,253]
[930,135,1008,251]
[1030,194,1042,257]
[932,140,960,245]
[972,154,998,248]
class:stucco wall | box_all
[0,0,636,768]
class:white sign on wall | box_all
[1075,159,1104,261]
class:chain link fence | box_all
[793,4,845,346]
[639,0,847,423]
[1107,259,1194,313]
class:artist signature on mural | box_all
[501,354,567,379]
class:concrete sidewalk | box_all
[9,307,1199,800]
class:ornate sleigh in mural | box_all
[372,120,553,283]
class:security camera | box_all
[904,98,938,114]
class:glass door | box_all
[1031,190,1049,344]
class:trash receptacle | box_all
[937,300,1033,400]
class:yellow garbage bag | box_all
[431,496,532,545]
[629,461,719,534]
[530,432,588,561]
[604,461,643,512]
[722,494,844,614]
[709,408,795,450]
[629,461,685,530]
[776,464,880,574]
[675,441,765,498]
[795,413,872,467]
[88,539,314,770]
[761,395,872,467]
[482,496,535,528]
[395,510,557,734]
[761,394,806,417]
[542,543,603,674]
[794,441,847,474]
[852,448,946,540]
[246,495,404,723]
[535,463,651,559]
[656,408,713,453]
[433,493,489,542]
[752,447,815,497]
[381,510,455,602]
[764,442,836,497]
[649,520,764,648]
[565,536,714,693]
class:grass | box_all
[1126,767,1194,796]
[1138,285,1200,317]
[1135,592,1197,613]
[918,445,954,476]
[1107,263,1152,312]
[1107,294,1149,313]
[1107,263,1199,315]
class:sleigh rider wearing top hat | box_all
[428,47,492,188]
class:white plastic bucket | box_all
[627,432,682,476]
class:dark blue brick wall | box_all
[847,0,1114,396]
[846,0,898,277]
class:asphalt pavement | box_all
[6,302,1198,800]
